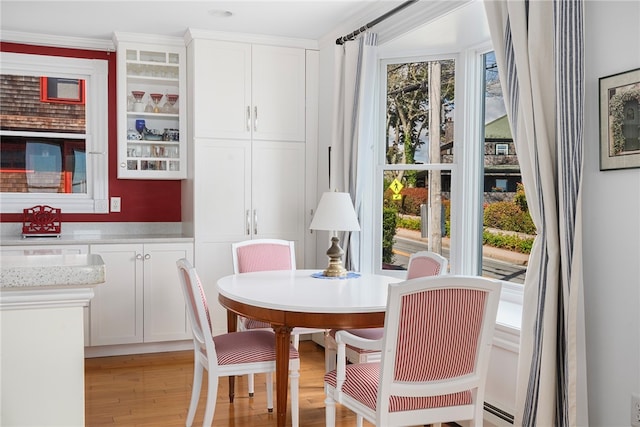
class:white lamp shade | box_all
[309,192,360,232]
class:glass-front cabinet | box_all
[114,34,186,179]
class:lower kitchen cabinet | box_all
[88,242,193,346]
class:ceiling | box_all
[0,1,395,43]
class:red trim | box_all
[40,76,86,104]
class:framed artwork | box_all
[599,68,640,170]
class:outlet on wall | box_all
[110,197,121,213]
[632,392,640,427]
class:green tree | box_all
[382,206,398,264]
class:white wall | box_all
[583,1,640,425]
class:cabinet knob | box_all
[144,254,151,260]
[120,162,126,168]
[136,254,143,260]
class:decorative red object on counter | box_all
[22,205,62,237]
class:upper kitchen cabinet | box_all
[189,39,306,142]
[114,33,187,179]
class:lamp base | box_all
[322,236,347,277]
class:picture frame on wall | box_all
[599,68,640,171]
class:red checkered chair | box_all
[324,251,448,372]
[324,275,501,427]
[176,259,300,427]
[232,239,326,395]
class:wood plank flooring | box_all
[85,340,454,426]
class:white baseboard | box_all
[85,340,193,358]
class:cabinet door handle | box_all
[144,254,151,260]
[246,106,251,132]
[246,210,251,235]
[254,106,258,132]
[253,209,258,235]
[136,253,143,260]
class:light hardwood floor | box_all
[86,340,354,426]
[85,340,455,427]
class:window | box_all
[494,178,508,192]
[376,58,455,274]
[40,77,85,104]
[495,143,509,155]
[481,51,533,285]
[0,52,108,213]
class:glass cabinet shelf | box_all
[115,34,186,179]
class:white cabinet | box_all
[114,33,187,179]
[190,39,306,142]
[0,244,91,346]
[194,139,306,244]
[185,35,314,335]
[88,242,193,346]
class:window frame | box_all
[40,77,86,104]
[495,143,509,155]
[0,52,109,213]
[366,54,458,278]
[363,42,497,279]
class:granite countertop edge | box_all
[0,253,107,289]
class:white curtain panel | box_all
[484,1,587,426]
[331,32,378,272]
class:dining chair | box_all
[176,258,300,427]
[324,275,502,427]
[324,251,448,372]
[232,238,325,395]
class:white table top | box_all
[216,269,403,314]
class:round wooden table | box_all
[217,269,402,427]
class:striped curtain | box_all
[331,32,379,272]
[483,1,587,426]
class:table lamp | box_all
[309,191,360,277]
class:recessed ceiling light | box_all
[209,9,233,18]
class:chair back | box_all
[406,251,448,279]
[232,239,296,273]
[176,258,216,362]
[376,275,501,425]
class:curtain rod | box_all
[335,0,419,45]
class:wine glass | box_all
[131,90,145,112]
[164,94,179,114]
[150,93,163,113]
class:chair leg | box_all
[324,393,336,427]
[203,369,218,427]
[186,361,204,427]
[266,372,273,412]
[356,415,363,427]
[292,333,300,350]
[324,333,337,373]
[248,373,255,397]
[290,367,300,427]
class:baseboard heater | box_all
[484,402,515,425]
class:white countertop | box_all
[0,253,106,289]
[0,234,193,246]
[0,221,193,246]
